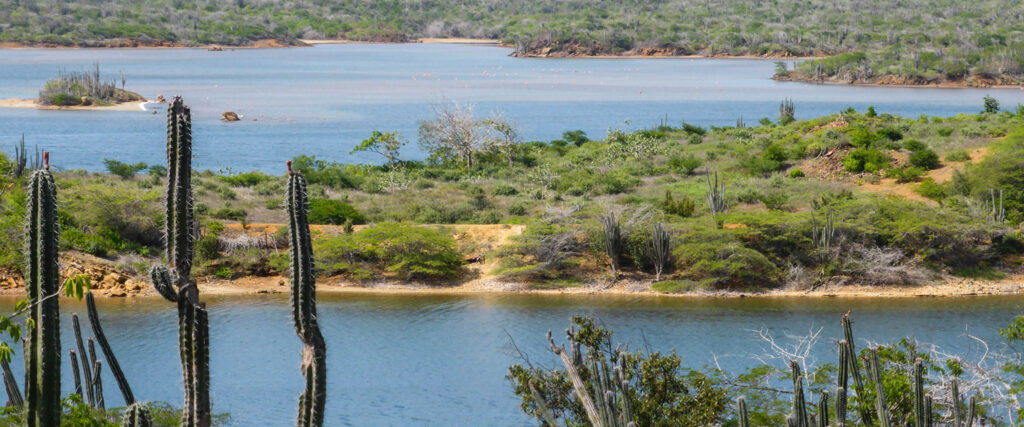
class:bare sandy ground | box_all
[185,274,1024,299]
[0,97,150,111]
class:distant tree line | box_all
[1,0,1022,82]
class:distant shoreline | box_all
[0,97,151,111]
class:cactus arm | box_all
[790,361,809,427]
[913,358,925,427]
[86,291,135,404]
[23,154,60,427]
[951,379,963,426]
[835,387,846,427]
[69,349,83,397]
[73,313,96,406]
[867,349,890,427]
[149,265,178,302]
[737,396,750,427]
[529,380,559,426]
[0,358,23,409]
[816,392,829,427]
[966,395,977,427]
[841,314,872,424]
[92,359,105,411]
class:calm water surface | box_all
[0,294,1019,425]
[1,44,1023,172]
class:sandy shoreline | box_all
[0,97,150,111]
[163,274,1024,299]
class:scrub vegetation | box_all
[1,98,1023,292]
[1,0,1023,85]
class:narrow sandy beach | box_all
[0,97,150,111]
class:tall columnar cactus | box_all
[24,152,60,427]
[122,402,154,427]
[287,161,327,427]
[148,96,212,427]
[73,313,96,406]
[705,171,728,216]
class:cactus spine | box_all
[24,151,60,427]
[122,402,154,427]
[287,161,327,427]
[148,96,211,427]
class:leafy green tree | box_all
[350,131,406,167]
[103,159,147,179]
[984,95,1000,114]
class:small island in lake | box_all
[0,64,149,111]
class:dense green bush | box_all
[843,148,890,173]
[219,171,275,187]
[662,191,696,217]
[307,198,366,225]
[908,148,940,169]
[668,153,702,175]
[210,206,247,221]
[317,223,463,280]
[673,241,781,289]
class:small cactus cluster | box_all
[705,171,728,216]
[23,152,61,427]
[735,313,983,426]
[287,162,327,427]
[148,96,212,426]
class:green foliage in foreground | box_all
[0,396,230,426]
[510,315,1024,425]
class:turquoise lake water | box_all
[1,43,1023,172]
[0,294,1020,425]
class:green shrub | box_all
[915,178,946,201]
[878,127,903,141]
[937,128,954,137]
[508,203,527,216]
[672,240,780,289]
[944,149,971,162]
[210,206,247,221]
[843,148,890,173]
[492,184,518,196]
[307,198,366,225]
[317,223,463,280]
[197,234,220,261]
[762,143,788,162]
[788,168,805,178]
[668,153,702,175]
[903,139,926,151]
[219,171,274,187]
[886,166,926,183]
[661,191,695,217]
[216,186,237,200]
[651,279,700,293]
[908,148,940,170]
[103,159,147,179]
[562,130,588,146]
